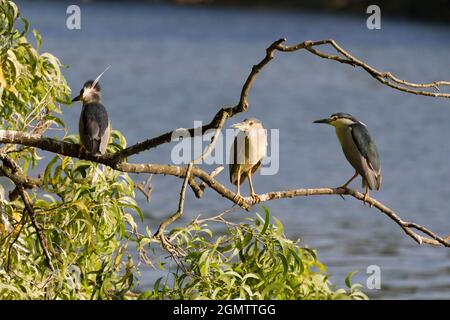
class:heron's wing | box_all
[350,123,382,190]
[83,113,100,139]
[229,131,249,185]
[80,107,98,152]
[98,122,111,155]
[350,123,380,173]
[81,103,109,154]
[250,127,267,164]
[229,135,238,183]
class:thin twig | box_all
[153,111,229,255]
[135,175,153,203]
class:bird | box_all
[229,118,267,204]
[72,68,111,156]
[314,112,381,202]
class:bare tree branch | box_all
[259,187,450,247]
[0,39,448,163]
[153,163,192,259]
[0,38,449,251]
[115,162,450,247]
[276,39,450,98]
[135,175,153,203]
[153,110,229,250]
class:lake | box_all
[17,0,450,299]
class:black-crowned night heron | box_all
[72,75,111,156]
[229,118,267,203]
[314,113,381,201]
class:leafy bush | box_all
[0,0,142,299]
[144,208,367,300]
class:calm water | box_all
[18,1,450,299]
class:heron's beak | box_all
[71,95,81,102]
[231,122,248,131]
[313,118,331,124]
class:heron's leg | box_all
[248,173,255,195]
[363,185,371,205]
[339,170,358,189]
[247,172,261,204]
[233,168,245,207]
[236,169,241,197]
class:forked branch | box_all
[0,38,449,252]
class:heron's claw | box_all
[251,193,261,204]
[233,193,246,207]
[79,145,86,155]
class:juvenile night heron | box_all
[314,113,381,201]
[72,69,111,156]
[229,118,267,203]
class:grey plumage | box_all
[336,122,381,190]
[314,112,382,197]
[350,122,381,190]
[79,102,110,155]
[72,80,111,156]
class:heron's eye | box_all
[249,121,254,125]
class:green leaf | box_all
[260,206,270,235]
[137,291,152,300]
[345,271,358,288]
[32,29,42,50]
[289,248,304,274]
[277,253,289,278]
[61,156,71,171]
[273,217,284,237]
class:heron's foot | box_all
[251,193,262,204]
[79,145,87,156]
[338,182,350,189]
[233,193,246,207]
[363,191,372,207]
[338,172,358,190]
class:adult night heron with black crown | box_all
[229,118,267,203]
[72,67,111,156]
[314,112,381,201]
